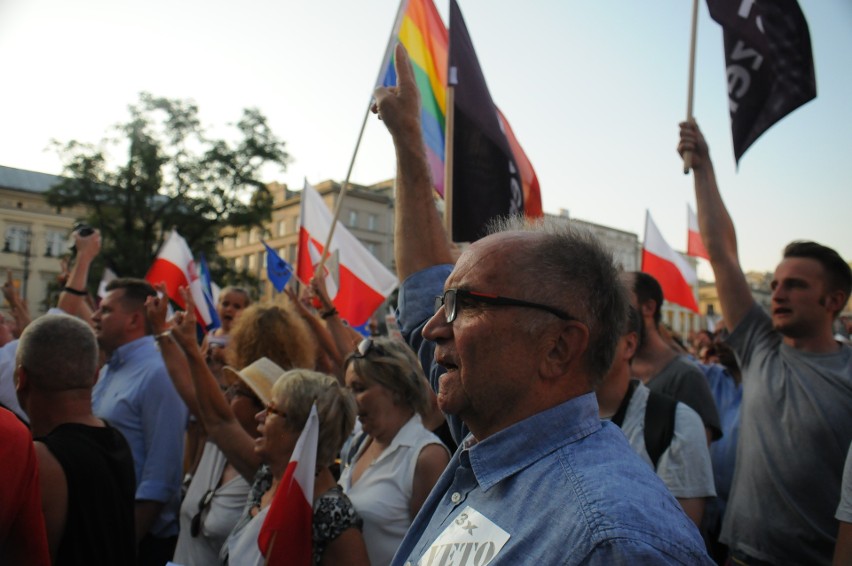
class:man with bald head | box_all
[375,44,712,565]
[16,314,136,564]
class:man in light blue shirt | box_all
[374,44,712,565]
[91,278,187,565]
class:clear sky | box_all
[1,0,849,278]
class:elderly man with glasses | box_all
[373,44,713,565]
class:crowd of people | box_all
[1,43,851,565]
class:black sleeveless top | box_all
[37,422,137,566]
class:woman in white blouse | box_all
[339,338,450,565]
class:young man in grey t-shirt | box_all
[679,122,852,565]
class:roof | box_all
[0,165,65,194]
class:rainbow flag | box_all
[378,0,448,196]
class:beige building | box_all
[0,166,86,314]
[218,179,396,302]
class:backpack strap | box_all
[644,390,678,471]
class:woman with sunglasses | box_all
[339,337,450,565]
[155,287,368,565]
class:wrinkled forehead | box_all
[447,232,536,290]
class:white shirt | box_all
[338,414,447,566]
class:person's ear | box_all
[540,322,589,380]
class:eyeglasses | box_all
[353,338,388,359]
[434,288,575,323]
[190,489,214,537]
[265,401,287,420]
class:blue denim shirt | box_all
[92,335,188,538]
[395,266,713,565]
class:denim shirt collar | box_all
[466,391,601,491]
[106,335,155,371]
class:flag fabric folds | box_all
[706,0,816,163]
[379,0,448,196]
[144,230,215,330]
[198,253,221,331]
[642,212,699,313]
[686,204,709,260]
[258,403,318,566]
[379,0,542,241]
[296,181,398,328]
[262,241,294,293]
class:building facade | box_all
[218,179,395,303]
[0,166,86,314]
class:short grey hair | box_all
[487,215,629,387]
[271,369,357,468]
[17,314,99,391]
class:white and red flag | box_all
[258,403,318,565]
[686,205,709,260]
[642,211,699,313]
[296,180,398,329]
[144,230,214,330]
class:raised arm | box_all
[374,43,454,280]
[144,283,200,417]
[57,230,101,323]
[171,287,262,482]
[679,121,754,329]
[3,270,30,337]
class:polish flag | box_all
[641,212,699,312]
[296,180,398,328]
[258,403,318,565]
[686,205,709,260]
[144,230,214,329]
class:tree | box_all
[47,92,288,289]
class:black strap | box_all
[644,389,678,470]
[610,380,639,428]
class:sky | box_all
[1,0,850,279]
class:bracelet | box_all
[320,308,338,319]
[154,329,172,340]
[62,286,88,296]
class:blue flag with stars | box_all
[262,241,293,292]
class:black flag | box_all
[706,0,816,163]
[448,0,523,242]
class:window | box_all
[368,214,377,231]
[348,210,358,228]
[289,244,297,263]
[277,220,286,236]
[44,229,67,257]
[367,242,377,257]
[4,226,31,254]
[293,216,300,232]
[247,254,255,271]
[249,228,258,243]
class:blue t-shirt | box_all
[92,335,188,538]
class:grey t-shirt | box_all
[646,355,722,440]
[721,304,852,565]
[619,382,716,499]
[838,443,852,523]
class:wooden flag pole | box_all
[316,0,406,275]
[444,84,456,241]
[683,0,699,174]
[316,101,372,276]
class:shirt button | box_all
[405,562,412,566]
[451,492,461,504]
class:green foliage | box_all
[47,92,289,286]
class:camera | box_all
[68,222,95,255]
[73,222,94,237]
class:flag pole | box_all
[683,0,699,174]
[316,0,408,275]
[444,83,455,241]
